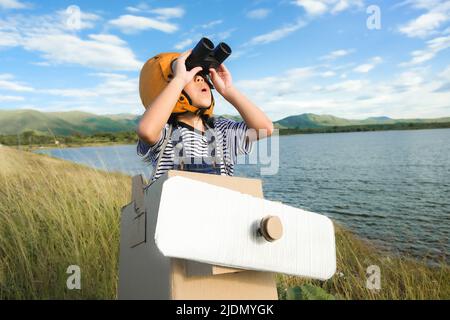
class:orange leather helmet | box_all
[139,52,214,117]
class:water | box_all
[34,129,450,262]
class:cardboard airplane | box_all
[118,170,336,300]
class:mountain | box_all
[273,113,450,129]
[275,113,354,129]
[366,116,392,122]
[0,109,140,135]
[1,109,449,136]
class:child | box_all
[137,49,273,183]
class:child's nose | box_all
[195,76,205,83]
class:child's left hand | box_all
[209,64,234,99]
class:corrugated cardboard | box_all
[118,170,278,300]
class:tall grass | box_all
[0,146,448,299]
[0,146,129,299]
[278,225,449,299]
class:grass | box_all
[0,146,449,299]
[0,146,129,299]
[278,224,449,299]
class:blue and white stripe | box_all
[137,116,253,182]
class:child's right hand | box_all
[172,50,203,86]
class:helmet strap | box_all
[181,90,193,105]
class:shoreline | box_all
[5,126,450,152]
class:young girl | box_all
[137,49,273,183]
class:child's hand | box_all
[209,64,234,98]
[172,50,203,86]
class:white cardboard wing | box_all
[154,176,336,280]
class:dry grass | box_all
[0,146,448,299]
[277,224,449,299]
[0,146,130,299]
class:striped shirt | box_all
[137,116,253,182]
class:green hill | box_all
[275,113,354,129]
[274,113,450,129]
[0,109,139,136]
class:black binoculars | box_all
[185,37,232,76]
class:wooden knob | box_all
[260,216,283,242]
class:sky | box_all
[0,0,449,121]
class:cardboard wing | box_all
[119,171,279,300]
[155,176,336,280]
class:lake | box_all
[34,129,450,262]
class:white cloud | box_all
[246,8,271,19]
[321,71,336,77]
[88,34,126,46]
[395,0,443,10]
[125,3,151,13]
[235,66,315,97]
[0,95,25,102]
[201,20,223,29]
[89,73,128,80]
[285,67,316,78]
[174,38,194,50]
[438,65,450,79]
[320,49,354,60]
[0,74,34,92]
[398,0,450,38]
[401,35,450,66]
[125,6,141,14]
[295,0,328,16]
[110,6,184,34]
[326,79,366,92]
[353,56,383,73]
[0,30,20,47]
[216,29,235,41]
[353,64,374,73]
[395,70,425,88]
[124,4,184,20]
[23,33,142,70]
[332,0,363,13]
[44,89,99,98]
[372,56,383,63]
[150,7,185,20]
[0,0,28,9]
[399,11,449,38]
[109,14,178,34]
[247,19,307,45]
[31,61,51,67]
[294,0,364,16]
[0,12,142,71]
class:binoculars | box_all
[185,37,232,76]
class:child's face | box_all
[183,74,212,108]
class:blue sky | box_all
[0,0,449,121]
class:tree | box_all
[22,131,35,145]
